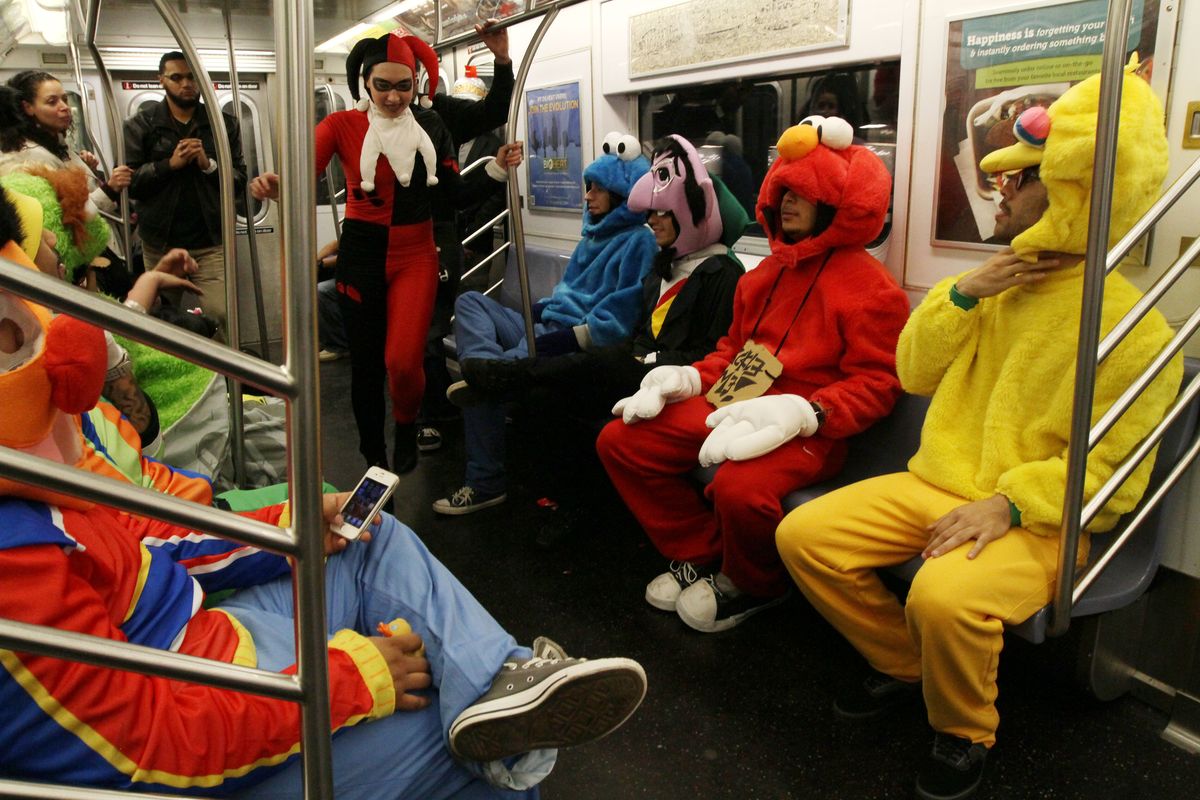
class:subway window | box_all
[63,91,92,157]
[637,61,901,245]
[220,97,264,221]
[314,87,346,206]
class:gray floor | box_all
[318,359,1199,799]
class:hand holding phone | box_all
[335,467,400,540]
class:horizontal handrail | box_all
[0,258,295,398]
[460,240,510,283]
[1091,307,1200,447]
[1081,369,1200,529]
[463,208,510,248]
[1105,154,1200,276]
[0,776,194,799]
[460,155,495,177]
[1073,426,1200,602]
[432,0,587,51]
[1098,233,1200,364]
[0,447,299,555]
[0,618,303,701]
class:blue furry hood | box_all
[582,150,650,228]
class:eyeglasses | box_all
[994,165,1040,193]
[163,73,196,84]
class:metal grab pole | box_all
[223,0,272,363]
[1049,0,1135,637]
[145,0,246,485]
[277,1,336,796]
[81,0,132,263]
[506,7,560,357]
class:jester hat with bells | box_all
[979,55,1169,261]
[346,31,439,112]
[0,188,107,507]
[756,115,892,265]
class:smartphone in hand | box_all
[335,467,400,540]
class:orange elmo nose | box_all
[776,124,820,161]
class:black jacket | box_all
[123,99,246,250]
[630,251,744,365]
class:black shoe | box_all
[833,670,921,719]
[915,733,988,800]
[416,426,442,452]
[446,380,485,409]
[461,357,531,400]
[393,423,418,474]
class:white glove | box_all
[611,365,702,424]
[698,394,819,467]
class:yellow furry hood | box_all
[980,57,1167,260]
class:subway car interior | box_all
[1,0,1200,798]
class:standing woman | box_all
[251,33,521,474]
[0,70,133,216]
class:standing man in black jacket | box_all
[123,50,246,341]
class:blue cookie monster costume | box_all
[445,132,658,508]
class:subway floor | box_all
[318,358,1199,800]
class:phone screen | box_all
[342,476,390,529]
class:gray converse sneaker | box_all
[448,647,647,762]
[645,561,715,611]
[432,486,507,515]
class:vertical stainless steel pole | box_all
[146,0,247,485]
[223,1,272,364]
[1049,0,1135,637]
[277,2,335,796]
[81,0,132,264]
[505,8,560,357]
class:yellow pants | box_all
[776,472,1084,746]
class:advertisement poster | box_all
[440,0,527,40]
[933,0,1160,248]
[526,82,583,211]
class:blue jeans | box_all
[318,278,349,353]
[221,514,551,799]
[453,292,559,496]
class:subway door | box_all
[218,78,283,360]
[113,74,283,358]
[314,83,351,252]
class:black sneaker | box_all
[416,426,442,452]
[446,380,484,408]
[461,357,530,400]
[432,485,507,515]
[675,572,788,632]
[448,646,647,762]
[915,733,988,800]
[833,670,922,719]
[644,560,716,611]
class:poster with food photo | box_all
[933,0,1160,248]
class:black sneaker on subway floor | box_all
[915,732,988,800]
[833,669,922,719]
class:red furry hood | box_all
[756,120,892,265]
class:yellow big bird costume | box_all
[776,55,1183,792]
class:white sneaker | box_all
[318,348,348,362]
[675,572,788,633]
[644,561,714,611]
[448,648,647,762]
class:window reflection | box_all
[64,91,90,158]
[221,99,262,220]
[314,88,346,207]
[638,61,900,244]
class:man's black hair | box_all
[159,51,187,75]
[0,190,25,249]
